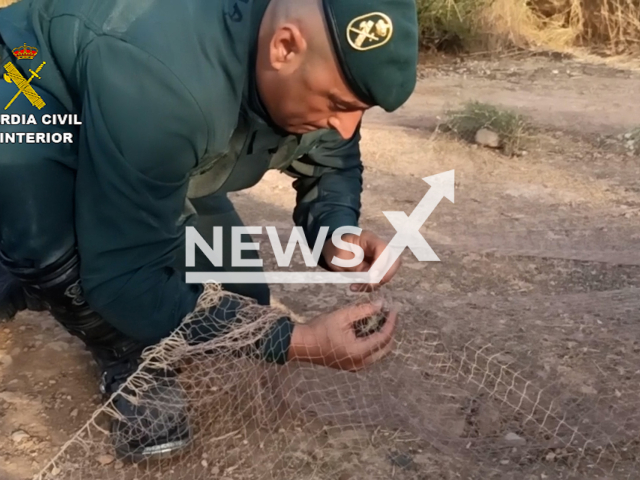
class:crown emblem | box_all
[12,43,38,60]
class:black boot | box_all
[3,250,192,461]
[0,265,26,321]
[0,263,46,321]
[99,356,193,461]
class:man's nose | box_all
[330,111,364,139]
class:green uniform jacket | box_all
[0,0,364,363]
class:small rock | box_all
[388,451,415,470]
[580,385,597,395]
[436,282,454,293]
[0,354,13,367]
[545,451,556,461]
[46,341,69,352]
[11,430,31,443]
[475,128,500,148]
[114,461,124,470]
[201,460,208,468]
[96,454,115,466]
[70,408,79,418]
[51,467,61,476]
[500,459,510,465]
[504,432,526,446]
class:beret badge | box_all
[346,13,394,51]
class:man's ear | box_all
[269,24,308,72]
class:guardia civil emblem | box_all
[3,43,47,111]
[347,13,393,51]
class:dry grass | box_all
[478,0,581,51]
[2,0,637,54]
[418,0,640,54]
[580,0,640,53]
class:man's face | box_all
[256,26,371,140]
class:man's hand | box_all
[322,230,402,292]
[287,299,398,371]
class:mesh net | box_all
[33,281,640,480]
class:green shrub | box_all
[416,0,487,52]
[445,101,529,156]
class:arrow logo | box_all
[363,170,455,284]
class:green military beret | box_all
[322,0,419,112]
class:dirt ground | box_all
[1,54,640,480]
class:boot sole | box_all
[113,423,193,463]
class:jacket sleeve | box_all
[74,37,292,363]
[286,126,364,258]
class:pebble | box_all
[0,354,13,367]
[580,385,597,395]
[475,128,500,148]
[70,408,79,418]
[11,430,31,443]
[46,341,70,352]
[504,432,527,446]
[388,451,415,470]
[96,454,115,466]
